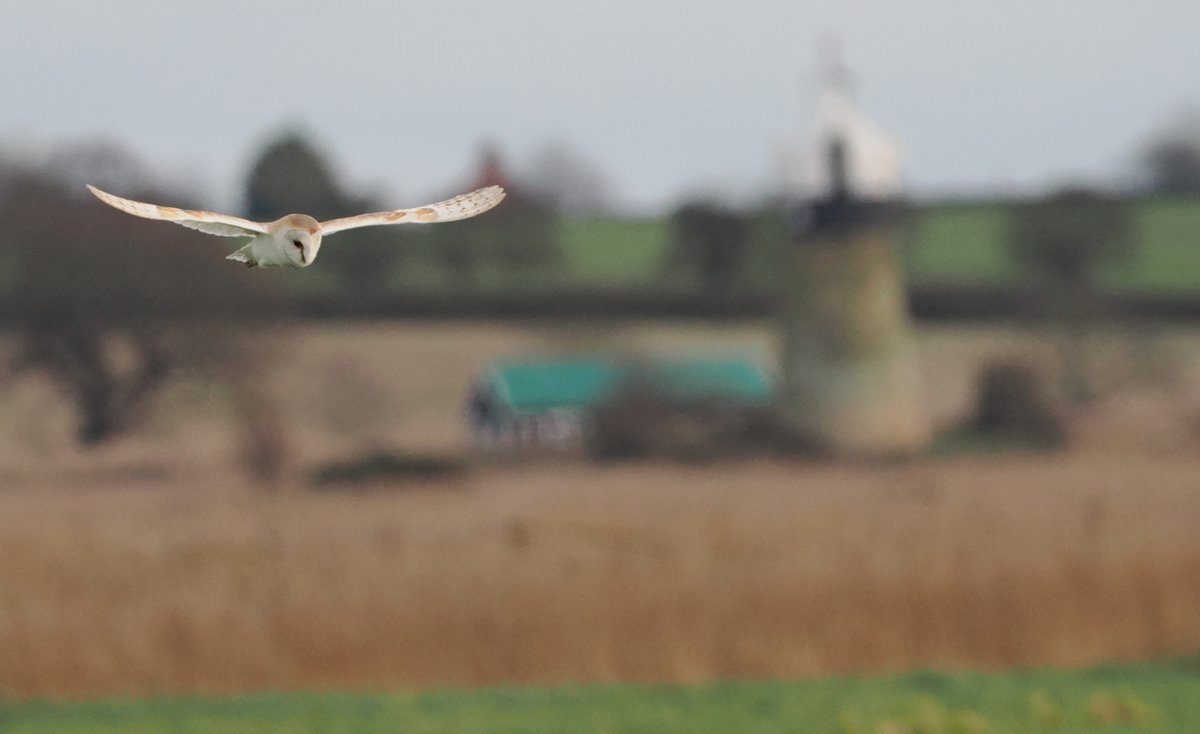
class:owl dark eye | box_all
[292,239,303,248]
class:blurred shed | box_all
[467,357,772,452]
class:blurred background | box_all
[3,0,1200,726]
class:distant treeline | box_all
[3,133,1200,326]
[238,285,1200,323]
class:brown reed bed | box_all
[2,449,1199,699]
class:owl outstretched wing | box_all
[87,185,268,237]
[318,186,505,236]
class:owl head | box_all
[279,214,323,267]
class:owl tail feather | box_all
[226,243,255,267]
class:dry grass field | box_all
[2,322,1200,700]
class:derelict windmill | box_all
[776,49,931,457]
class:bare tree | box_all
[1143,140,1200,195]
[522,142,617,217]
[1139,109,1200,195]
[1,148,278,445]
[1007,186,1135,402]
[665,200,751,295]
[1008,187,1135,297]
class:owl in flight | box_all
[87,184,505,268]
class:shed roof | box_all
[481,358,772,413]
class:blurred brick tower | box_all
[777,51,931,457]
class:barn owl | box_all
[86,184,505,268]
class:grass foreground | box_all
[5,659,1200,733]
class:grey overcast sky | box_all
[2,0,1198,212]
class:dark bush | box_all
[971,359,1068,446]
[588,381,772,462]
[309,450,468,488]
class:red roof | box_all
[471,145,512,190]
[466,143,546,212]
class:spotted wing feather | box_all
[87,185,267,237]
[318,186,506,236]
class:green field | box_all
[900,203,1020,287]
[6,660,1200,733]
[550,195,1200,296]
[559,216,672,287]
[901,196,1200,294]
[1103,197,1200,294]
